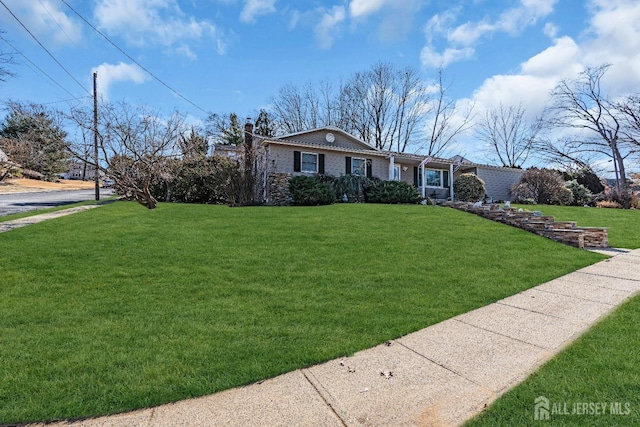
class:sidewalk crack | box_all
[301,369,348,427]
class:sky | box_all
[1,0,640,173]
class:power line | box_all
[0,35,79,100]
[58,0,210,115]
[37,0,82,50]
[0,0,90,96]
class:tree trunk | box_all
[612,143,630,208]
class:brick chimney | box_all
[244,118,253,147]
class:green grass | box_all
[465,292,640,427]
[513,204,640,249]
[0,202,605,424]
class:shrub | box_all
[329,174,377,203]
[453,173,485,202]
[365,180,420,204]
[566,180,592,206]
[562,167,605,195]
[288,175,335,206]
[511,168,573,205]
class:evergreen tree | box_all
[254,109,275,137]
[0,103,69,179]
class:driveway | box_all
[0,188,115,216]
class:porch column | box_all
[389,155,395,180]
[421,166,426,198]
[449,162,454,200]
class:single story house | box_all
[217,125,524,204]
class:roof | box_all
[263,138,389,157]
[265,126,381,153]
[386,151,456,166]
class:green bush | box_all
[566,180,593,206]
[328,174,377,203]
[288,175,336,206]
[453,173,486,202]
[365,180,420,204]
[562,167,605,194]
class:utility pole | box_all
[93,72,100,201]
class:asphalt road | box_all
[0,188,115,216]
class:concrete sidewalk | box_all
[32,248,640,427]
[0,205,103,233]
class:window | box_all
[425,169,441,187]
[351,157,366,175]
[425,169,450,188]
[301,152,318,173]
[294,151,325,174]
[345,156,372,177]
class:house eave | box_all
[261,138,388,157]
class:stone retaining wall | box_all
[444,202,608,249]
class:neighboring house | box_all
[0,147,8,163]
[212,144,243,160]
[216,126,524,204]
[66,160,102,180]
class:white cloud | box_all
[420,45,474,68]
[468,0,640,115]
[349,0,388,18]
[92,62,148,99]
[239,0,277,24]
[454,0,640,167]
[543,22,559,38]
[314,6,346,50]
[93,0,226,57]
[422,0,558,68]
[0,0,82,45]
[349,0,421,42]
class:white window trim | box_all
[301,152,318,173]
[352,157,366,175]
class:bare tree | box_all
[0,30,16,83]
[269,82,321,134]
[545,64,632,206]
[268,62,430,152]
[476,103,539,168]
[532,136,593,171]
[341,62,429,151]
[617,94,640,146]
[423,68,474,157]
[67,101,186,209]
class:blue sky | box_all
[1,0,640,172]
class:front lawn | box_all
[0,202,604,424]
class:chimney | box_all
[244,118,253,147]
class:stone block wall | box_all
[266,173,292,205]
[444,202,608,249]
